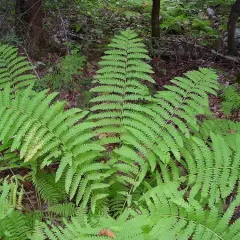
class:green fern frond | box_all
[141,182,240,240]
[1,31,238,240]
[0,180,32,240]
[182,133,240,206]
[221,84,240,115]
[196,119,240,151]
[0,179,13,219]
[48,203,77,217]
[33,172,67,204]
[0,210,32,240]
[34,209,149,240]
[0,85,110,209]
[88,30,219,215]
[0,44,36,91]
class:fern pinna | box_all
[0,29,240,240]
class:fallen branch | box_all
[179,39,240,64]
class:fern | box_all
[89,29,219,206]
[0,179,13,220]
[196,119,240,151]
[221,84,240,115]
[0,179,32,239]
[0,83,108,208]
[32,208,149,240]
[0,141,26,170]
[48,203,77,217]
[141,182,240,240]
[0,210,32,240]
[0,44,36,91]
[33,172,67,204]
[34,182,240,240]
[0,86,90,164]
[182,133,240,206]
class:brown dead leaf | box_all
[99,133,107,139]
[98,229,116,238]
[230,129,236,134]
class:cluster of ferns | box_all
[0,29,239,240]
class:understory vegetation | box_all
[0,0,240,239]
[0,29,240,240]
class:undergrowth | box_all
[0,29,239,240]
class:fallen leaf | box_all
[230,129,236,134]
[98,229,116,238]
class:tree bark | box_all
[26,0,44,56]
[227,0,240,55]
[15,0,44,57]
[151,0,160,38]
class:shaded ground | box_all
[33,50,240,121]
[152,57,240,121]
[153,58,238,89]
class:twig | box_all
[23,47,41,80]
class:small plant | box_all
[0,30,23,46]
[221,84,240,115]
[36,45,85,91]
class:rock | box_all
[222,29,240,48]
[207,8,215,19]
[236,28,240,47]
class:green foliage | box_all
[34,183,240,240]
[33,172,67,204]
[36,47,85,91]
[182,133,240,206]
[160,0,220,41]
[0,44,107,215]
[0,29,239,239]
[221,84,240,115]
[141,182,240,240]
[0,180,32,240]
[0,180,14,220]
[33,209,150,240]
[0,30,22,47]
[89,30,218,207]
[196,118,240,152]
[0,142,25,170]
[0,44,36,90]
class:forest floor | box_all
[152,57,240,121]
[33,49,240,122]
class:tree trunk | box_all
[26,0,44,56]
[227,0,240,55]
[15,0,44,57]
[151,0,160,38]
